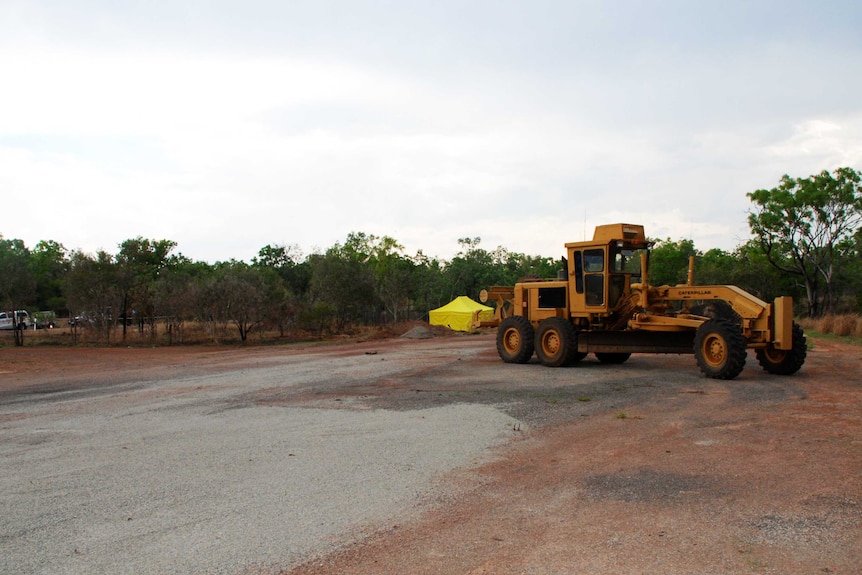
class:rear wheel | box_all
[595,352,631,364]
[535,318,577,367]
[755,322,807,375]
[694,318,747,379]
[496,316,535,364]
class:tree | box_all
[30,240,69,313]
[253,243,301,269]
[410,250,448,319]
[154,258,206,344]
[63,250,121,342]
[851,228,862,311]
[490,246,559,285]
[364,235,414,323]
[445,237,496,300]
[694,248,737,287]
[253,243,314,335]
[253,244,310,295]
[748,167,862,317]
[648,238,697,286]
[213,261,269,342]
[0,237,35,345]
[115,238,178,339]
[308,242,377,330]
[726,240,801,304]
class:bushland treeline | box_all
[0,233,565,343]
[0,231,858,345]
[1,167,860,344]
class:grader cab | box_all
[478,224,806,379]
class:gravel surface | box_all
[1,332,860,575]
[0,339,516,575]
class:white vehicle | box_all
[0,310,30,330]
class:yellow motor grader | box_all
[477,224,806,379]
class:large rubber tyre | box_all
[694,318,747,380]
[755,322,807,375]
[595,352,631,364]
[535,318,577,367]
[496,316,535,364]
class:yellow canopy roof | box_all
[428,296,493,332]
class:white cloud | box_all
[1,1,861,263]
[767,117,862,170]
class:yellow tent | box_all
[429,296,493,332]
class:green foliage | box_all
[211,261,269,342]
[309,243,377,329]
[748,167,862,316]
[445,237,500,300]
[728,241,802,304]
[0,237,35,311]
[114,237,179,339]
[297,302,336,337]
[0,237,35,345]
[63,249,121,341]
[648,238,697,286]
[490,246,560,285]
[30,240,69,313]
[410,250,448,317]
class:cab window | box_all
[584,249,604,272]
[583,249,604,306]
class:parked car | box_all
[0,310,31,330]
[33,311,57,329]
[69,313,96,327]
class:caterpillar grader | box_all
[477,223,806,379]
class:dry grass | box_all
[15,315,862,348]
[5,320,453,348]
[798,313,862,338]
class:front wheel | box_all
[694,318,747,380]
[535,318,577,367]
[755,323,807,375]
[496,316,535,364]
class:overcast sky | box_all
[2,0,860,263]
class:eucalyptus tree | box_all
[115,237,178,338]
[30,240,69,313]
[748,167,862,316]
[727,240,801,304]
[491,246,559,285]
[63,250,121,341]
[647,238,698,286]
[211,260,269,342]
[364,235,415,323]
[253,243,306,335]
[308,234,377,329]
[410,250,447,319]
[445,237,496,300]
[153,257,206,344]
[254,243,310,297]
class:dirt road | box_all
[1,331,860,574]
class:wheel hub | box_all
[543,333,560,354]
[504,329,521,353]
[704,335,726,366]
